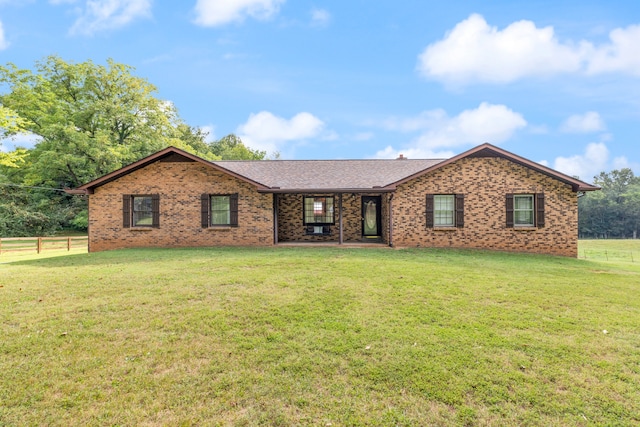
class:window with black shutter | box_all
[507,193,544,228]
[202,193,239,227]
[123,194,159,228]
[426,194,463,228]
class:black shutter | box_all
[425,194,434,228]
[536,193,545,228]
[151,194,160,228]
[201,194,210,228]
[455,194,464,228]
[122,195,131,228]
[230,194,239,227]
[506,194,514,228]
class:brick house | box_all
[68,143,599,256]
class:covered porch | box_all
[271,191,394,246]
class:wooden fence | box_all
[0,236,88,255]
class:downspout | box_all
[273,193,279,245]
[388,193,394,247]
[338,193,343,244]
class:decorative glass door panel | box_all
[362,196,381,237]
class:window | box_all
[122,194,159,228]
[434,195,455,226]
[201,194,238,227]
[514,195,534,226]
[426,194,464,228]
[303,196,334,225]
[506,193,545,228]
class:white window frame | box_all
[434,194,455,227]
[514,194,535,227]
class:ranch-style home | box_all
[68,143,599,257]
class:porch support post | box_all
[273,193,279,245]
[338,193,343,245]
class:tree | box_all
[0,105,27,167]
[0,56,213,188]
[0,56,217,236]
[579,168,640,238]
[209,134,267,160]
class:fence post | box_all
[37,237,42,254]
[68,237,71,251]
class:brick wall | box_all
[391,157,579,257]
[88,155,580,256]
[88,160,274,252]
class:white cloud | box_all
[237,111,325,153]
[417,14,640,85]
[310,8,330,27]
[374,103,526,158]
[67,0,152,36]
[386,102,526,149]
[587,24,640,76]
[417,14,585,85]
[552,142,609,180]
[0,21,8,50]
[193,0,284,27]
[560,112,606,133]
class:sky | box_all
[1,0,639,182]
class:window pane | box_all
[514,195,534,225]
[304,197,334,224]
[132,196,153,226]
[211,196,231,225]
[514,196,533,210]
[434,195,454,226]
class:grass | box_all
[579,239,640,264]
[1,243,639,425]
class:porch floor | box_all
[276,241,390,248]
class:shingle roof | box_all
[212,159,444,191]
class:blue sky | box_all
[1,0,639,181]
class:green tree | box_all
[0,56,212,188]
[209,134,267,160]
[579,168,640,238]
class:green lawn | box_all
[1,244,639,426]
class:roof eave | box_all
[259,187,396,194]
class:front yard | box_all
[1,244,639,425]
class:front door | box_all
[362,196,382,238]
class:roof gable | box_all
[69,146,269,194]
[389,143,600,192]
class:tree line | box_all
[1,56,268,237]
[579,169,640,239]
